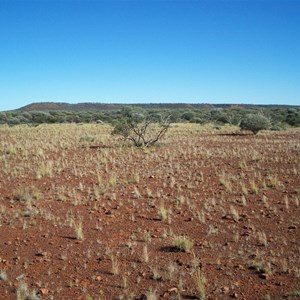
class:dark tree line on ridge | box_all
[0,106,299,130]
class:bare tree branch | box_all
[112,109,171,147]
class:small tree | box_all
[240,113,271,135]
[112,107,171,147]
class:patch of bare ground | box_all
[0,123,299,299]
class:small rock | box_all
[163,287,178,298]
[168,287,178,293]
[260,273,269,280]
[95,275,102,281]
[176,259,183,266]
[138,271,146,278]
[140,294,147,300]
[36,251,47,257]
[39,288,49,296]
[235,264,245,270]
[221,286,230,294]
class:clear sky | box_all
[0,0,299,111]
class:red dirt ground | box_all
[0,124,299,299]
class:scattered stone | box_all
[235,264,245,270]
[95,275,102,281]
[221,286,230,294]
[138,271,146,278]
[259,273,269,280]
[176,259,183,266]
[39,288,49,296]
[163,287,178,298]
[168,287,178,293]
[242,231,250,236]
[36,251,47,257]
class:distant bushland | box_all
[0,102,299,128]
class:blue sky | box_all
[0,0,299,111]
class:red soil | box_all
[0,125,299,299]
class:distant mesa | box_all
[13,102,297,112]
[16,102,121,112]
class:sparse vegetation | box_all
[194,270,206,299]
[172,235,194,252]
[0,122,298,299]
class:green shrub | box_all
[240,113,271,134]
[270,124,285,131]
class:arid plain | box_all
[0,124,299,299]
